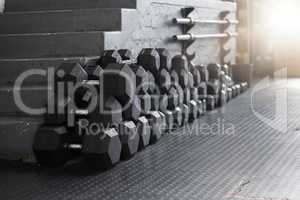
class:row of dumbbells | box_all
[33,48,248,169]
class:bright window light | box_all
[267,0,300,39]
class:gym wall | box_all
[0,0,4,12]
[105,0,237,65]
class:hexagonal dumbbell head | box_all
[207,81,220,96]
[207,95,216,111]
[241,82,248,92]
[146,111,163,144]
[222,64,230,75]
[235,84,241,95]
[219,89,227,107]
[151,95,160,111]
[183,88,191,105]
[156,48,172,71]
[176,85,184,106]
[103,63,136,104]
[99,50,122,68]
[82,128,122,170]
[181,104,190,125]
[170,70,179,86]
[188,72,195,88]
[158,112,167,133]
[118,49,132,61]
[139,93,151,114]
[179,69,189,89]
[207,63,222,80]
[174,107,183,127]
[130,64,149,95]
[172,55,189,73]
[189,100,198,122]
[227,88,233,101]
[119,121,139,159]
[159,68,171,93]
[33,126,71,167]
[97,96,123,127]
[147,71,157,94]
[198,82,207,100]
[122,95,141,122]
[225,75,233,87]
[220,71,226,83]
[137,48,160,81]
[74,83,98,110]
[231,85,237,98]
[196,100,204,116]
[136,116,151,150]
[202,99,207,113]
[159,94,169,111]
[162,110,174,132]
[83,65,104,80]
[196,65,209,82]
[167,87,179,110]
[190,65,202,87]
[190,87,199,101]
[55,62,88,91]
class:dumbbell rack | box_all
[31,48,249,170]
[173,7,238,66]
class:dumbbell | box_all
[33,126,122,169]
[227,87,233,102]
[206,95,216,111]
[170,71,188,126]
[222,64,230,75]
[196,64,209,82]
[57,62,141,159]
[207,80,220,108]
[231,85,237,98]
[219,84,227,107]
[235,84,241,96]
[189,64,207,115]
[192,65,208,103]
[240,82,248,93]
[156,48,172,71]
[188,70,204,118]
[138,49,174,131]
[98,50,122,68]
[102,63,147,158]
[171,56,198,122]
[207,63,222,80]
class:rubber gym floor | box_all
[1,79,300,200]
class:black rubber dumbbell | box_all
[33,126,122,170]
[98,50,123,68]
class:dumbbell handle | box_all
[66,144,82,150]
[76,109,89,115]
[82,80,100,85]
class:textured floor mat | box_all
[1,79,300,200]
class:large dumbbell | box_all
[102,57,163,145]
[156,48,172,71]
[196,64,209,82]
[138,49,175,131]
[56,62,141,159]
[129,64,151,115]
[170,71,189,125]
[171,56,198,123]
[189,66,206,116]
[98,50,122,68]
[33,126,122,169]
[207,63,222,80]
